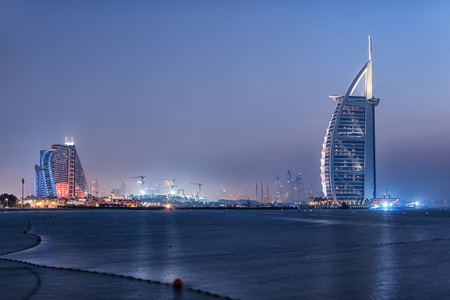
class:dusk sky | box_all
[1,1,450,201]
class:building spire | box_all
[366,35,373,99]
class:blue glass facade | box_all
[34,141,88,199]
[320,38,379,204]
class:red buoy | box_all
[37,236,42,242]
[23,230,27,234]
[173,278,183,288]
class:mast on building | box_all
[320,36,379,205]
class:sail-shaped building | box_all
[320,36,380,204]
[35,138,88,199]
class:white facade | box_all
[320,37,380,204]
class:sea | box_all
[2,208,450,300]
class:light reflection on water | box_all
[370,214,397,300]
[4,209,450,300]
[283,217,351,225]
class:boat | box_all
[372,193,401,209]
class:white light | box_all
[415,201,419,206]
[140,190,145,195]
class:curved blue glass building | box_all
[35,139,88,199]
[320,37,379,204]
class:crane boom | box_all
[132,176,146,192]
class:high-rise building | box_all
[286,170,295,202]
[320,36,379,204]
[35,138,88,199]
[275,175,283,203]
[294,173,305,202]
[92,180,99,197]
[120,181,127,195]
[275,175,281,192]
[286,170,291,202]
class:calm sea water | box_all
[4,208,450,299]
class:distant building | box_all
[286,170,292,202]
[294,173,305,202]
[34,138,88,199]
[113,181,128,197]
[320,37,379,204]
[275,175,283,203]
[429,199,448,207]
[275,175,281,192]
[120,181,128,195]
[92,180,99,197]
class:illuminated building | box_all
[286,170,294,202]
[34,138,88,199]
[294,173,305,201]
[320,36,380,204]
[275,175,281,192]
[275,175,283,203]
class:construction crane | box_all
[152,178,180,194]
[132,176,146,193]
[190,183,203,200]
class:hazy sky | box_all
[1,1,450,201]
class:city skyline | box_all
[1,1,450,201]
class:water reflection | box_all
[3,209,450,300]
[368,211,397,300]
[120,210,182,282]
[284,217,351,225]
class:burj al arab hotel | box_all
[320,36,380,204]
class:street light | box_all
[5,198,8,208]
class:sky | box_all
[1,0,450,201]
